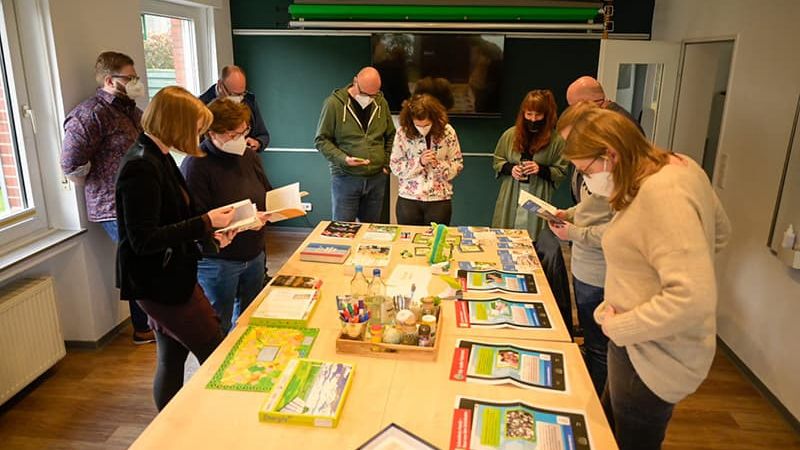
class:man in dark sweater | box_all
[199,65,270,152]
[180,99,273,333]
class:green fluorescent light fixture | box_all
[289,4,601,22]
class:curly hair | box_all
[398,94,449,142]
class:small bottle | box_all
[367,268,386,325]
[351,265,369,302]
[782,224,796,249]
[418,324,432,347]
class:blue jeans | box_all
[331,172,387,223]
[101,220,151,333]
[196,252,265,334]
[573,276,608,396]
[602,342,675,450]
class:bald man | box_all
[199,65,270,152]
[566,76,643,131]
[315,67,396,222]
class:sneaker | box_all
[133,329,156,345]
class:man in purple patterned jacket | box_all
[60,51,154,344]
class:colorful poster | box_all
[206,326,318,392]
[458,270,538,294]
[450,397,591,450]
[454,299,551,330]
[450,340,566,392]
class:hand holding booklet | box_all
[216,183,308,232]
[517,190,567,224]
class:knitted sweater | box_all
[564,181,613,288]
[597,156,731,403]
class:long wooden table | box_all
[130,222,617,449]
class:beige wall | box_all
[653,0,800,419]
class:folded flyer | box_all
[457,269,538,295]
[450,339,566,392]
[454,298,552,330]
[450,397,591,450]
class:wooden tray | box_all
[335,310,443,362]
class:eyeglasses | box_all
[355,81,379,98]
[575,156,602,176]
[111,74,140,83]
[221,126,251,140]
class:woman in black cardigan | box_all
[115,86,236,410]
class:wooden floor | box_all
[0,229,797,449]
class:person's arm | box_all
[314,97,349,167]
[61,110,103,182]
[382,102,396,171]
[713,192,732,253]
[389,129,425,179]
[492,131,514,178]
[430,126,464,181]
[247,95,270,151]
[601,185,716,346]
[566,221,610,248]
[117,159,211,255]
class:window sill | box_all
[0,228,87,278]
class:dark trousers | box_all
[396,197,452,226]
[534,227,573,336]
[602,342,675,450]
[573,277,608,395]
[100,219,150,332]
[331,172,387,223]
[137,285,223,411]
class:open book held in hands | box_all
[217,200,261,233]
[517,190,566,225]
[265,182,307,223]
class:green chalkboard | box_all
[235,35,598,226]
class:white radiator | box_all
[0,277,65,405]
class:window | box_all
[0,0,49,244]
[140,1,215,99]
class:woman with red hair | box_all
[491,89,567,240]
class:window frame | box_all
[140,0,216,97]
[0,0,51,246]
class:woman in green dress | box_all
[491,89,567,241]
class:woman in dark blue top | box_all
[181,98,273,334]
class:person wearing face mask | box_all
[180,98,273,334]
[491,89,568,241]
[541,101,614,396]
[563,108,731,450]
[116,86,239,410]
[315,66,396,223]
[389,94,463,225]
[199,65,270,152]
[61,51,155,345]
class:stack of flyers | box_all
[457,226,476,239]
[498,249,539,273]
[458,261,498,271]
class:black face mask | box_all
[525,118,546,134]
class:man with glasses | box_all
[199,65,270,152]
[315,66,396,223]
[61,51,154,345]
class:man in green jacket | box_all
[315,67,396,222]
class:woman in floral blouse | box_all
[390,94,464,225]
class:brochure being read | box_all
[265,182,307,222]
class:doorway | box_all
[670,40,735,180]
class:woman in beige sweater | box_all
[562,109,731,450]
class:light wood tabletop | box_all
[130,221,617,450]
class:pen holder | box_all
[341,321,366,340]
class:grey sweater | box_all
[597,156,731,403]
[564,181,614,288]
